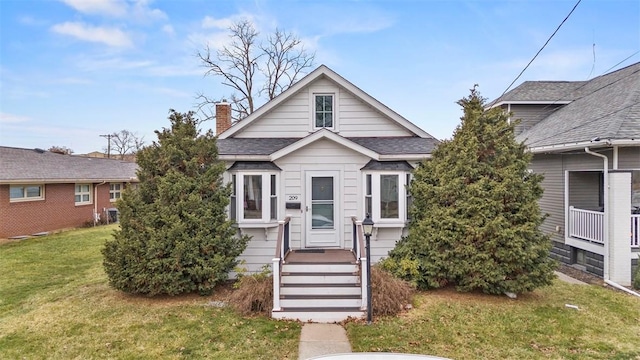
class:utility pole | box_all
[99,134,113,158]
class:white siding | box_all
[236,78,413,138]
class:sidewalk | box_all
[298,323,352,360]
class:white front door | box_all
[305,171,341,248]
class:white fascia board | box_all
[488,100,572,109]
[528,139,640,154]
[270,129,379,161]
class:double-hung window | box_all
[228,162,280,224]
[75,184,92,205]
[9,184,44,202]
[314,94,334,129]
[110,183,122,202]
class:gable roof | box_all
[217,133,438,161]
[509,62,640,150]
[0,146,139,184]
[218,65,435,140]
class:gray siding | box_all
[530,155,564,243]
[618,147,640,169]
[506,104,564,137]
[568,172,600,210]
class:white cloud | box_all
[60,0,167,22]
[162,24,175,36]
[61,0,127,17]
[76,56,153,71]
[51,22,133,47]
[201,16,234,30]
[0,113,31,124]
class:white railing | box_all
[569,206,605,244]
[351,217,367,311]
[632,214,640,248]
[569,206,640,248]
[272,216,291,312]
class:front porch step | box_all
[282,263,358,273]
[281,273,359,285]
[280,296,362,308]
[280,284,361,296]
[272,308,365,323]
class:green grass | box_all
[3,226,639,359]
[0,225,300,359]
[346,281,640,359]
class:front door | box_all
[305,171,341,248]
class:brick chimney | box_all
[215,101,232,135]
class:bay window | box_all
[362,160,413,224]
[228,162,280,224]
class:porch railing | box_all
[569,206,640,248]
[351,216,367,311]
[632,214,640,248]
[272,216,291,312]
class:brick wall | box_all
[0,183,115,238]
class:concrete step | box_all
[272,308,365,323]
[280,296,361,308]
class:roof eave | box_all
[0,178,139,185]
[527,139,640,154]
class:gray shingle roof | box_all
[0,146,138,183]
[217,136,439,156]
[515,62,640,148]
[495,81,586,103]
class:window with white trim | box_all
[75,184,92,205]
[363,172,408,224]
[314,94,333,128]
[231,172,279,223]
[9,184,44,202]
[110,183,122,202]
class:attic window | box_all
[314,94,333,128]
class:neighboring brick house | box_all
[0,146,138,238]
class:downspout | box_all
[584,147,608,280]
[94,181,107,226]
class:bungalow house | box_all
[216,65,439,321]
[0,146,138,239]
[490,62,640,287]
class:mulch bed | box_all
[557,264,604,285]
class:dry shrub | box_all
[228,272,273,316]
[371,265,415,316]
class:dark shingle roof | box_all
[495,81,586,103]
[227,161,282,171]
[516,62,640,147]
[361,160,414,171]
[218,137,439,156]
[0,146,138,183]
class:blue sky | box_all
[1,0,638,154]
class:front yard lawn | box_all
[2,225,638,359]
[0,225,300,360]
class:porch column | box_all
[608,171,632,286]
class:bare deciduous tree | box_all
[197,19,314,122]
[104,130,145,159]
[48,146,73,155]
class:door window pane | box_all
[244,175,262,219]
[311,176,334,229]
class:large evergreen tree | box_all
[103,110,249,296]
[385,87,556,294]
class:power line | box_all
[100,134,113,159]
[500,0,582,97]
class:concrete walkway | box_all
[298,323,351,360]
[554,271,587,285]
